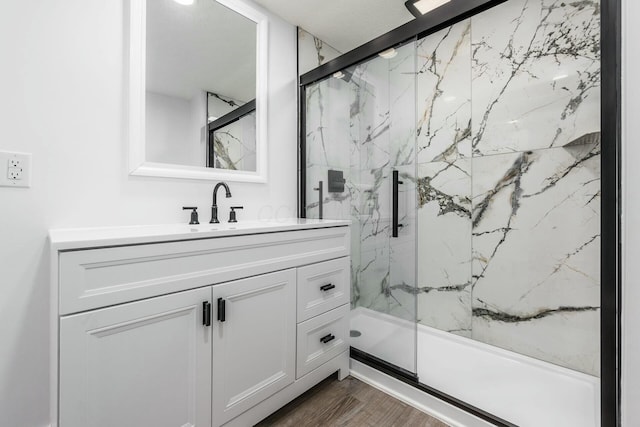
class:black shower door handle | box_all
[392,170,403,237]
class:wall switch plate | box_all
[0,151,31,187]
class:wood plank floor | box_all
[255,375,450,427]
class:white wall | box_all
[146,91,205,167]
[0,0,297,426]
[622,0,639,425]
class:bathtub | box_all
[349,307,600,427]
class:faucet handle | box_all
[229,206,243,223]
[182,207,199,225]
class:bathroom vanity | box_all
[49,219,351,427]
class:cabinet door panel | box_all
[59,287,212,427]
[212,269,296,426]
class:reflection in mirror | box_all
[128,0,268,182]
[146,0,256,169]
[207,93,257,171]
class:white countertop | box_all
[49,218,351,250]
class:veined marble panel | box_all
[211,112,256,170]
[417,160,472,336]
[471,140,601,375]
[298,28,342,76]
[389,42,417,167]
[417,20,472,163]
[305,78,353,169]
[471,0,600,155]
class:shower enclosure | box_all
[301,0,608,425]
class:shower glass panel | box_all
[304,41,418,375]
[303,0,601,424]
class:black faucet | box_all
[210,182,232,223]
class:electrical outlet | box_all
[8,158,22,169]
[7,167,23,180]
[0,151,31,188]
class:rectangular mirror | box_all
[128,0,268,182]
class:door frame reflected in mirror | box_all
[128,0,269,183]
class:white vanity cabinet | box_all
[50,220,350,427]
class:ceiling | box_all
[146,0,256,102]
[253,0,415,53]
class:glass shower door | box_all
[304,41,418,375]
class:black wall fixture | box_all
[328,169,345,193]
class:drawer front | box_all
[297,257,350,322]
[296,304,349,379]
[58,226,350,315]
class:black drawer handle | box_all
[320,283,336,292]
[217,298,226,322]
[203,301,211,327]
[320,334,335,344]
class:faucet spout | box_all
[210,182,232,223]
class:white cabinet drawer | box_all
[297,257,350,322]
[296,304,349,379]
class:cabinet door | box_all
[59,287,212,427]
[212,269,296,426]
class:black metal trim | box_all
[297,27,304,219]
[350,347,418,383]
[350,347,516,427]
[600,0,621,425]
[207,99,256,133]
[299,0,506,87]
[299,83,307,218]
[404,0,424,19]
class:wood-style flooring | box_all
[255,375,450,427]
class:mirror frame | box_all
[128,0,269,183]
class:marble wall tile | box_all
[298,28,342,76]
[471,0,601,155]
[416,160,472,336]
[389,43,418,167]
[211,112,256,170]
[471,141,601,375]
[417,20,472,163]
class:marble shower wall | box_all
[298,28,342,76]
[416,0,601,376]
